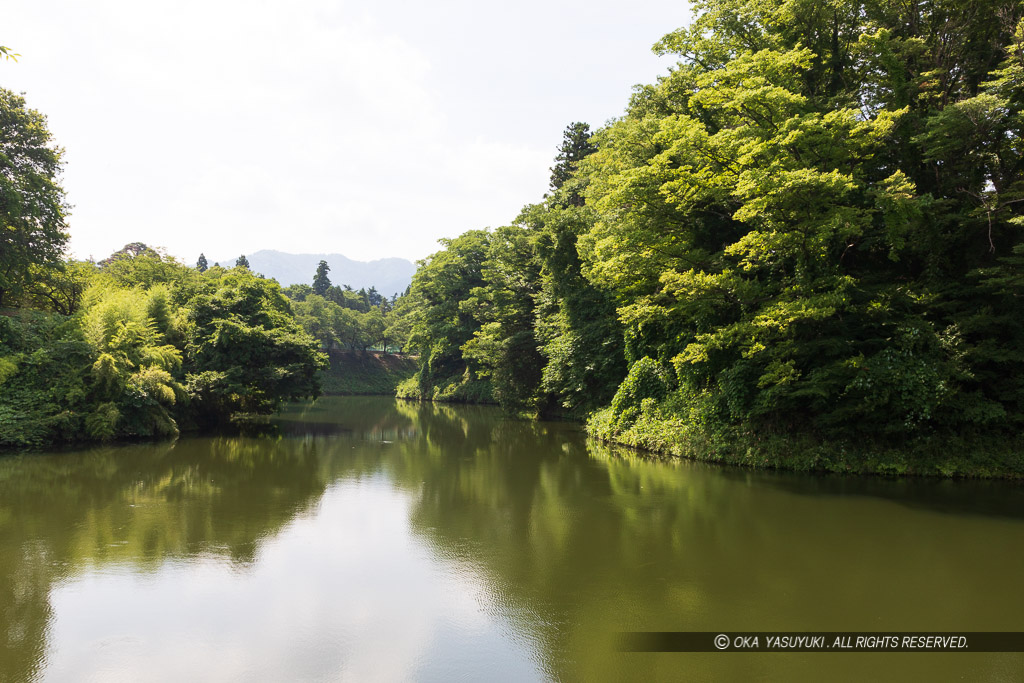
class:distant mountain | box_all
[214,250,416,297]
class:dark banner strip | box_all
[617,632,1024,653]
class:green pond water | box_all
[1,396,1022,682]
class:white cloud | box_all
[2,0,689,262]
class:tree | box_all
[0,88,70,307]
[360,308,386,351]
[281,283,312,302]
[366,286,384,308]
[385,292,415,353]
[548,122,596,206]
[235,255,249,269]
[82,285,183,439]
[462,224,546,413]
[333,307,364,350]
[97,246,196,291]
[196,253,208,273]
[522,197,625,415]
[182,269,325,423]
[291,294,337,349]
[100,242,158,266]
[312,260,331,296]
[405,231,492,400]
[577,0,1024,447]
[25,260,94,315]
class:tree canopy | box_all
[383,0,1024,475]
[0,88,69,307]
[1,248,325,447]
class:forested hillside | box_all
[391,0,1024,476]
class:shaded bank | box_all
[587,404,1024,479]
[317,350,416,395]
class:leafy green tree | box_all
[333,306,365,350]
[384,292,415,353]
[235,254,249,269]
[312,259,331,296]
[526,127,624,415]
[527,197,626,416]
[324,285,369,312]
[182,269,325,423]
[97,246,198,293]
[405,231,493,401]
[282,283,312,302]
[360,307,386,351]
[291,294,338,349]
[0,310,92,447]
[24,260,95,315]
[0,88,70,307]
[462,224,545,413]
[577,0,1024,453]
[196,253,208,273]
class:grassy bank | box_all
[318,351,417,395]
[587,405,1024,479]
[394,369,495,404]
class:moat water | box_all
[1,397,1022,681]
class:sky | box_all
[4,0,691,264]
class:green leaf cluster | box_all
[1,251,325,448]
[0,88,69,307]
[390,0,1024,474]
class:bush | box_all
[609,357,669,428]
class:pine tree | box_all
[196,253,208,273]
[312,260,331,296]
[548,122,596,206]
[235,255,249,269]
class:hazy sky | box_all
[4,0,690,264]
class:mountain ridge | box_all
[212,250,416,296]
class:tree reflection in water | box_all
[1,397,1022,682]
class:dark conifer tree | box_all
[312,260,331,296]
[548,122,596,206]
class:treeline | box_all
[390,0,1024,476]
[0,233,410,448]
[0,245,325,447]
[279,260,410,353]
[0,83,326,447]
[0,74,415,449]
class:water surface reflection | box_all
[0,397,1021,682]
